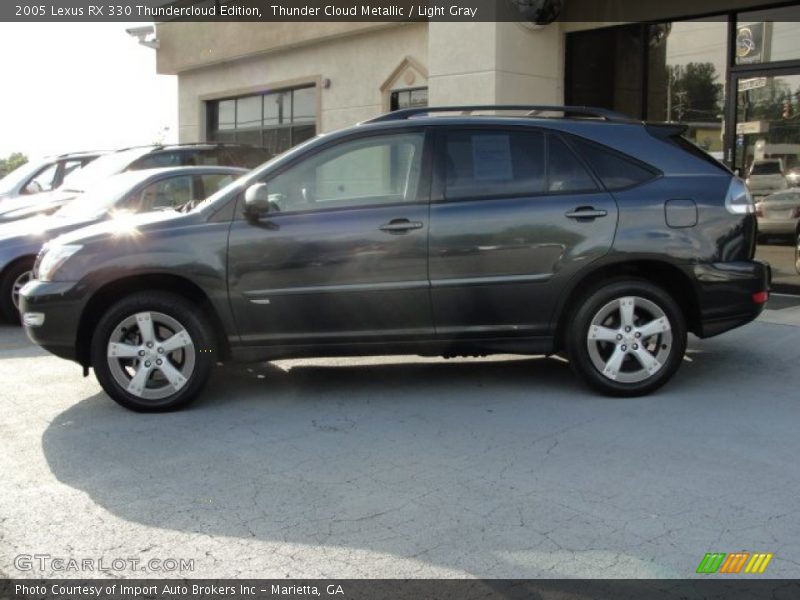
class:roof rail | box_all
[362,105,639,125]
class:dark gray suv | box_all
[20,106,771,411]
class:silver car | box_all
[756,190,800,240]
[746,158,788,198]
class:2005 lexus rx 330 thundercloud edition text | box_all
[20,106,771,411]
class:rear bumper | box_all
[692,260,771,338]
[19,279,84,363]
[757,218,798,235]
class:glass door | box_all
[733,71,800,193]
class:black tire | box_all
[91,292,216,412]
[0,258,35,325]
[565,279,687,397]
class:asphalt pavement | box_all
[2,301,800,579]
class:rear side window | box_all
[570,137,657,190]
[444,130,546,200]
[547,135,598,193]
[129,152,181,170]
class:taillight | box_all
[752,291,769,304]
[725,178,755,215]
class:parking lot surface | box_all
[2,305,800,579]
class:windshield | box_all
[750,162,782,175]
[53,172,150,219]
[0,159,49,194]
[60,148,151,192]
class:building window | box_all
[567,20,727,153]
[390,88,428,111]
[207,86,317,158]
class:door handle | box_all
[565,207,608,220]
[379,219,424,233]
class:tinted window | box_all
[197,173,238,199]
[571,138,656,190]
[444,131,545,200]
[129,152,181,170]
[134,175,193,211]
[547,136,598,193]
[267,133,424,212]
[751,162,782,175]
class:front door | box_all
[227,130,434,345]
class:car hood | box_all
[50,210,195,247]
[0,189,80,221]
[0,214,102,246]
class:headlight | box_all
[37,244,82,282]
[725,177,754,215]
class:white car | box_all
[746,158,788,198]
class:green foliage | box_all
[0,152,28,178]
[667,62,724,122]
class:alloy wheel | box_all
[11,270,32,311]
[106,311,196,401]
[586,296,673,384]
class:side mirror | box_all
[243,183,270,218]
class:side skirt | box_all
[230,336,556,363]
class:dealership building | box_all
[152,0,800,173]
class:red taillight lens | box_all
[752,291,769,304]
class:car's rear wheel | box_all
[91,292,215,411]
[565,279,687,397]
[0,259,34,324]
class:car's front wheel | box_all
[91,292,216,411]
[566,280,687,397]
[0,258,34,324]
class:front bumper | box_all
[693,260,771,338]
[19,279,85,363]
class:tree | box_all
[667,62,723,122]
[0,152,28,178]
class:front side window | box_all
[25,162,59,193]
[265,133,425,213]
[133,175,194,211]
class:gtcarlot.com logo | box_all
[696,552,773,574]
[14,553,195,573]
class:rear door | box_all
[429,127,619,338]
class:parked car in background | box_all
[0,143,269,223]
[755,190,800,242]
[0,166,245,323]
[0,152,102,202]
[746,158,788,198]
[19,105,770,411]
[786,167,800,187]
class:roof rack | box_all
[362,105,639,125]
